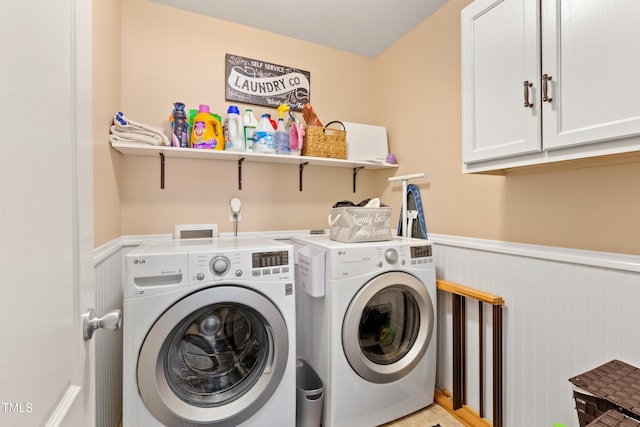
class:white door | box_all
[0,0,95,426]
[461,0,541,164]
[542,0,640,149]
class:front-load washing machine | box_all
[292,235,437,427]
[123,237,296,426]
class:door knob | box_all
[82,308,122,341]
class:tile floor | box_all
[381,403,465,427]
[117,402,463,427]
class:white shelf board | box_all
[110,142,398,170]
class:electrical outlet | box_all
[229,198,242,222]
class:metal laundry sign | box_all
[225,54,310,111]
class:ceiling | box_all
[149,0,450,58]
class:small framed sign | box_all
[225,54,311,111]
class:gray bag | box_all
[328,207,392,243]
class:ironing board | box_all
[396,183,428,239]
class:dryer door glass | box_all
[359,286,420,365]
[164,303,268,407]
[343,271,434,383]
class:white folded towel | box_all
[109,112,170,146]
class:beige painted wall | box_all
[113,0,392,238]
[376,0,506,245]
[93,0,122,246]
[94,0,640,255]
[376,0,640,255]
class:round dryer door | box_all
[343,271,434,384]
[137,286,289,426]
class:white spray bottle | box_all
[275,104,290,155]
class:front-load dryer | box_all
[292,235,437,427]
[123,237,296,426]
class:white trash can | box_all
[296,358,324,427]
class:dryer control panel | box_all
[189,249,293,284]
[325,242,434,280]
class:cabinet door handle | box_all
[523,81,534,108]
[542,74,553,102]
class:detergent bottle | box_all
[169,102,189,148]
[254,114,275,153]
[224,105,244,151]
[242,109,258,151]
[190,104,224,149]
[275,104,290,155]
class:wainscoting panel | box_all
[431,234,640,427]
[93,233,640,427]
[94,235,167,427]
[94,245,124,427]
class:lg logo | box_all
[133,259,146,265]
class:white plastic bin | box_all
[296,358,324,427]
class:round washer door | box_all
[137,286,289,426]
[343,271,434,384]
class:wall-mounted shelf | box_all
[111,142,398,191]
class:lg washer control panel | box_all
[189,249,292,284]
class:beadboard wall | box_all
[93,235,169,427]
[93,233,640,427]
[431,233,640,427]
[94,246,124,427]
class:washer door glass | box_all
[137,286,289,426]
[343,271,434,384]
[165,303,268,407]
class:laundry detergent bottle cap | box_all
[224,105,244,151]
[190,104,224,149]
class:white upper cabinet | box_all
[462,0,541,164]
[462,0,640,173]
[542,0,640,149]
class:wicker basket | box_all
[574,390,621,426]
[302,121,347,159]
[587,410,640,427]
[569,360,640,427]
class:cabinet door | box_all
[542,0,640,150]
[462,0,541,164]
